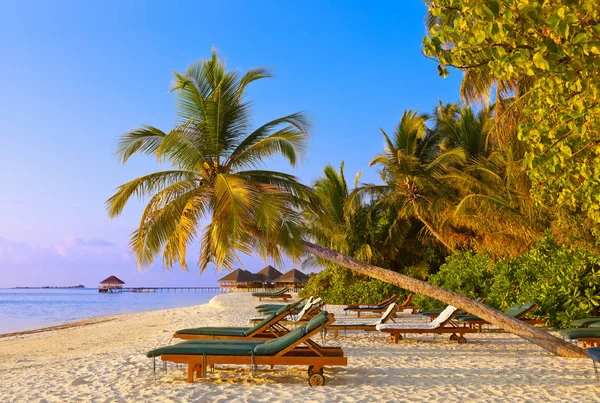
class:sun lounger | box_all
[420,297,486,318]
[329,303,398,337]
[559,322,600,348]
[376,305,477,343]
[173,301,302,341]
[147,311,347,386]
[458,303,545,331]
[570,317,600,328]
[343,294,401,318]
[255,297,308,314]
[251,287,291,302]
[250,297,323,325]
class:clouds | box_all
[0,235,131,284]
[0,235,121,264]
[62,236,113,247]
[0,200,27,205]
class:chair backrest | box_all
[399,293,413,308]
[253,326,307,355]
[505,303,536,318]
[377,303,398,325]
[294,296,314,320]
[244,300,301,336]
[305,311,328,333]
[271,287,286,296]
[379,294,396,306]
[429,305,458,328]
[253,311,329,356]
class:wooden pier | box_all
[99,287,227,293]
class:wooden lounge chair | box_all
[376,305,477,343]
[252,287,291,302]
[458,302,545,331]
[173,301,302,341]
[255,297,308,314]
[250,297,324,325]
[419,297,486,319]
[569,317,600,328]
[147,312,347,386]
[560,322,600,348]
[343,294,399,318]
[329,302,398,338]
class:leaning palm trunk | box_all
[301,240,587,358]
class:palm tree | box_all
[430,103,546,257]
[432,101,494,158]
[107,51,585,358]
[107,50,313,272]
[361,110,464,253]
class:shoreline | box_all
[0,288,217,337]
[1,292,599,402]
[0,293,222,340]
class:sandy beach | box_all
[0,292,598,402]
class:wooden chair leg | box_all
[187,364,195,383]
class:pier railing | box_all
[99,287,227,293]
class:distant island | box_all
[14,285,85,289]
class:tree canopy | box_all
[423,1,600,227]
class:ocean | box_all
[0,288,215,334]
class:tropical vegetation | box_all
[107,47,592,358]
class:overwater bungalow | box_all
[98,275,125,293]
[256,265,283,285]
[217,269,262,291]
[274,269,310,291]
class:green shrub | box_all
[300,264,403,305]
[487,237,600,328]
[413,251,495,310]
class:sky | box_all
[0,1,463,287]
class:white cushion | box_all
[376,305,458,331]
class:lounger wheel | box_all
[449,334,458,341]
[457,336,467,344]
[308,372,325,387]
[307,365,324,376]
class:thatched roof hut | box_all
[257,265,283,283]
[100,275,125,286]
[274,269,309,285]
[217,269,262,288]
[99,276,125,291]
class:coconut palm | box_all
[108,52,585,358]
[360,110,464,253]
[107,50,313,272]
[432,102,494,158]
[430,104,546,256]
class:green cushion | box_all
[174,327,250,336]
[570,317,600,328]
[590,322,600,328]
[147,342,257,358]
[420,309,444,315]
[175,339,265,346]
[305,311,328,333]
[253,327,306,355]
[559,328,600,339]
[242,311,279,336]
[251,288,288,297]
[504,303,535,317]
[459,303,535,322]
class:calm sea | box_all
[0,288,215,334]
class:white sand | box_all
[0,292,598,402]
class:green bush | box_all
[420,237,600,328]
[487,237,600,328]
[413,251,495,310]
[300,264,403,305]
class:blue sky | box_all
[0,1,462,287]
